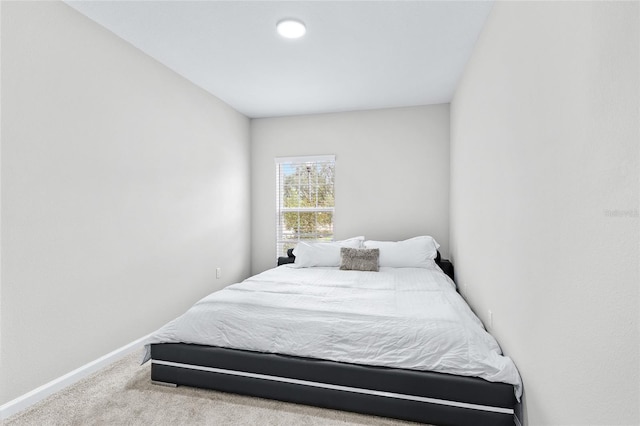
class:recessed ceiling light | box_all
[277,19,306,39]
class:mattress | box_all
[143,264,522,399]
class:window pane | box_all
[316,211,333,233]
[317,165,334,208]
[276,156,335,257]
[297,212,317,236]
[282,242,297,254]
[282,211,299,233]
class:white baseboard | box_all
[0,334,150,421]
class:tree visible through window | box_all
[276,155,335,257]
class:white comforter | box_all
[143,265,522,399]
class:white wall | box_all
[251,105,450,274]
[0,2,3,396]
[0,1,250,405]
[450,2,639,425]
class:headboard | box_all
[277,249,454,282]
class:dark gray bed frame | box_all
[150,254,518,426]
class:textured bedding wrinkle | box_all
[143,265,522,399]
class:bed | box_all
[144,237,522,426]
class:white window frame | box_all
[275,155,336,258]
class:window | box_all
[276,155,335,257]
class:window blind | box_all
[275,155,336,258]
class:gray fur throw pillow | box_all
[340,247,379,272]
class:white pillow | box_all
[293,237,364,268]
[363,236,440,268]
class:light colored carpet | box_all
[4,352,426,425]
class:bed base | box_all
[150,343,516,426]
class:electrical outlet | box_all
[216,267,221,279]
[488,310,493,328]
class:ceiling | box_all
[65,1,494,118]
